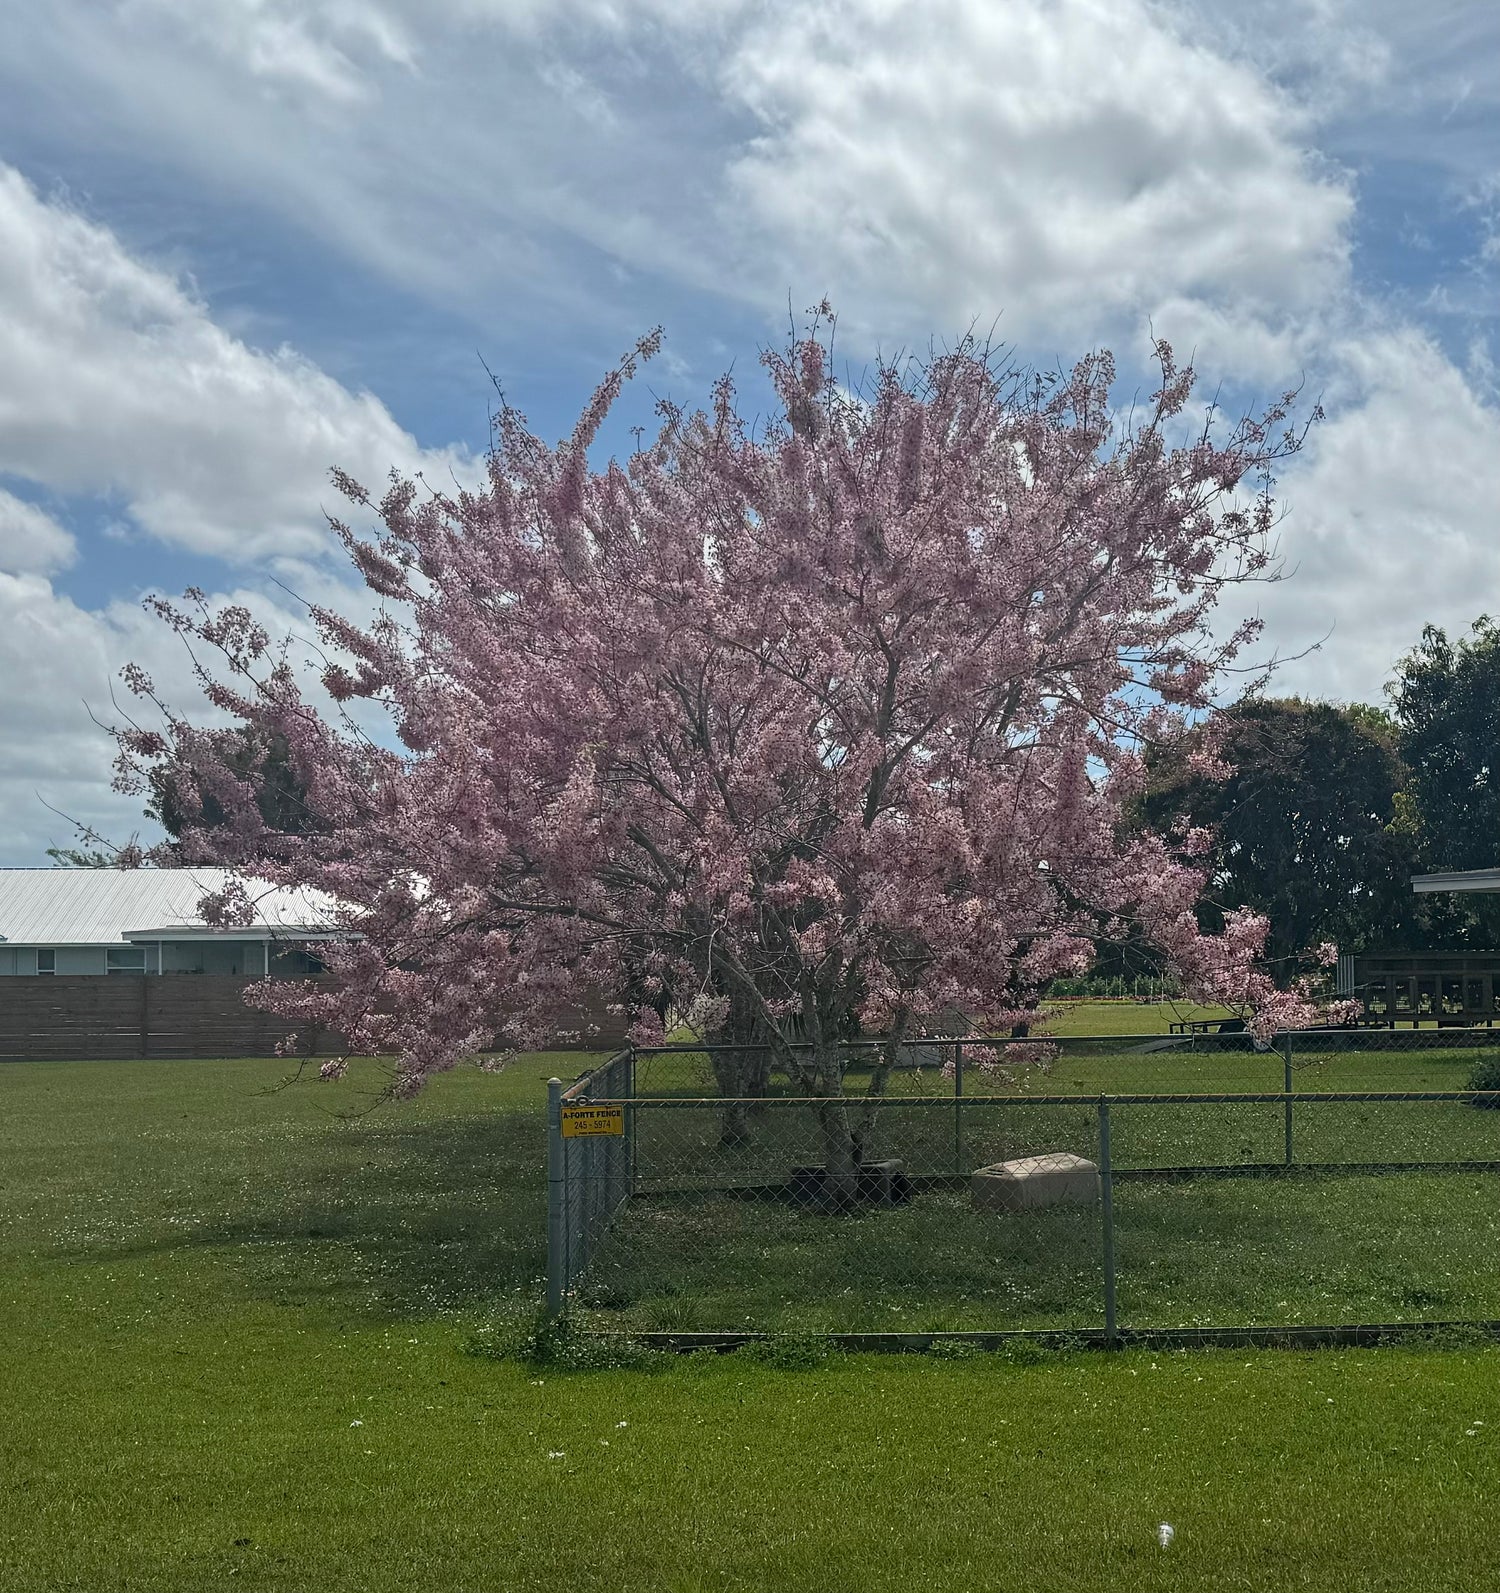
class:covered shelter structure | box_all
[1410,869,1500,896]
[1345,869,1500,1027]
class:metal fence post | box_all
[1281,1032,1294,1166]
[953,1041,965,1176]
[1099,1096,1117,1345]
[546,1077,565,1321]
[625,1045,638,1196]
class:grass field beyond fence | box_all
[4,1048,1500,1592]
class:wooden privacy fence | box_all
[0,975,334,1060]
[0,976,629,1061]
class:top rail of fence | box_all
[565,1025,1500,1101]
[561,1052,630,1103]
[619,1025,1500,1053]
[572,1088,1500,1108]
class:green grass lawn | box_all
[5,1053,1500,1591]
[1044,999,1492,1037]
[1044,999,1233,1035]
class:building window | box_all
[36,949,55,975]
[106,948,147,975]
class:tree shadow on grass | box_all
[94,1107,551,1322]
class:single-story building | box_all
[0,867,341,979]
[0,867,629,1058]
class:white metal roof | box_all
[0,868,336,946]
[1412,869,1500,895]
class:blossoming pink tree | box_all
[114,317,1340,1185]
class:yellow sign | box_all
[561,1103,625,1138]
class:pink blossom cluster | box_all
[114,321,1333,1095]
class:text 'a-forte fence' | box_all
[545,1028,1500,1346]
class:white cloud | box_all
[0,164,474,861]
[0,0,1354,356]
[0,554,394,864]
[0,164,473,565]
[115,0,417,104]
[1161,0,1393,120]
[1246,326,1500,703]
[715,0,1353,348]
[0,571,167,860]
[0,491,77,576]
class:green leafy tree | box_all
[1391,618,1500,870]
[146,729,317,852]
[1141,698,1419,969]
[1389,618,1500,948]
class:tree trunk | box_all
[815,1095,861,1209]
[813,1031,903,1205]
[711,1046,770,1145]
[808,1039,861,1207]
[710,988,773,1146]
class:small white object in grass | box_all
[616,1420,628,1428]
[349,1420,363,1427]
[547,1451,565,1461]
[1157,1523,1175,1549]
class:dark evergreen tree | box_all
[146,729,317,852]
[1141,698,1420,970]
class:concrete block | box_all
[971,1152,1100,1212]
[788,1158,912,1207]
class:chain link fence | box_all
[545,1026,1500,1342]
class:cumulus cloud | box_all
[0,572,171,859]
[0,563,370,863]
[1245,326,1500,703]
[0,165,473,565]
[0,490,77,576]
[0,0,1353,356]
[0,166,474,862]
[716,0,1352,348]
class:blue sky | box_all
[1,0,1499,862]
